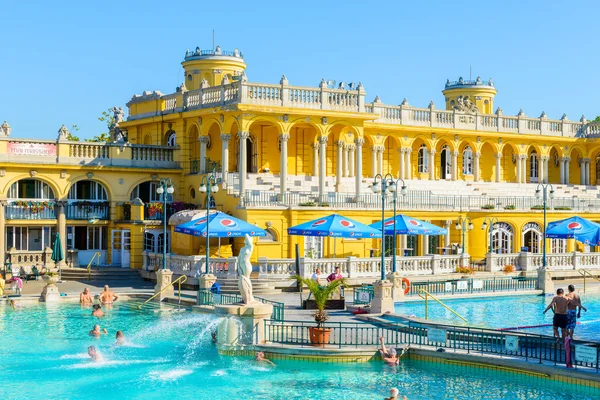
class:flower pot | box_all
[308,326,332,345]
[42,274,59,285]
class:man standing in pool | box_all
[566,284,587,338]
[99,285,119,305]
[543,288,570,341]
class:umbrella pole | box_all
[334,238,336,258]
[295,243,302,306]
[219,237,221,258]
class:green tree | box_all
[85,132,111,143]
[84,108,118,143]
[67,124,80,141]
[590,115,600,123]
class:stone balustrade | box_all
[486,251,600,272]
[5,248,79,270]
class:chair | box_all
[25,266,39,281]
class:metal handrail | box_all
[417,288,468,323]
[138,275,187,309]
[87,252,102,281]
[578,268,600,293]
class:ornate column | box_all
[585,159,591,185]
[312,142,319,178]
[495,153,502,182]
[348,145,355,178]
[428,150,436,180]
[199,135,210,173]
[521,156,528,183]
[538,156,545,184]
[371,147,377,178]
[405,149,412,179]
[0,201,5,268]
[377,146,384,176]
[343,144,350,177]
[580,158,585,185]
[543,156,550,184]
[336,140,344,190]
[399,148,405,179]
[565,157,570,184]
[56,200,67,268]
[474,151,481,182]
[220,134,231,180]
[279,133,290,198]
[355,138,364,197]
[451,151,459,181]
[444,220,452,253]
[318,136,328,200]
[559,157,565,184]
[238,131,249,201]
[516,154,522,183]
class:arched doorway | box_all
[522,222,542,253]
[440,145,451,180]
[492,222,513,254]
[530,151,539,183]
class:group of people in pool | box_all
[81,285,124,362]
[543,284,587,341]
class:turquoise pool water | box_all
[396,293,600,340]
[1,301,599,399]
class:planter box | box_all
[303,299,345,310]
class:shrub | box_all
[531,205,544,210]
[504,205,516,210]
[456,266,474,274]
[299,202,316,207]
[503,265,515,273]
[554,206,572,211]
[481,204,495,210]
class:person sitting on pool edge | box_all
[80,288,93,304]
[379,336,399,365]
[543,288,570,341]
[89,324,108,337]
[99,285,119,305]
[255,351,275,366]
[92,304,104,317]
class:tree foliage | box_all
[590,115,600,123]
[67,124,80,141]
[294,275,346,326]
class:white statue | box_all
[237,234,256,304]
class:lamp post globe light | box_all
[481,217,500,254]
[455,217,473,254]
[156,178,175,270]
[199,169,220,275]
[371,174,408,281]
[535,183,554,269]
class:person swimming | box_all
[88,345,103,362]
[92,304,104,317]
[89,324,108,337]
[115,330,124,345]
[255,351,275,366]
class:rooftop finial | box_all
[0,121,11,137]
[57,124,71,141]
[400,98,409,106]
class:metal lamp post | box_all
[371,173,394,280]
[387,178,408,272]
[481,217,500,254]
[455,217,473,254]
[535,183,555,269]
[156,178,174,270]
[199,169,220,275]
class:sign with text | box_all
[456,280,468,291]
[504,335,519,352]
[428,328,447,344]
[445,282,453,292]
[575,345,598,365]
[7,142,56,156]
[473,280,483,290]
[358,291,371,303]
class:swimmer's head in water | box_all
[93,324,100,330]
[390,388,399,396]
[389,348,397,357]
[116,330,123,338]
[104,285,109,291]
[557,288,564,295]
[88,346,96,355]
[83,288,89,293]
[568,284,575,292]
[93,304,101,311]
[256,351,264,359]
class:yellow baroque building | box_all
[2,45,600,277]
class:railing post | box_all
[257,256,269,279]
[346,256,356,278]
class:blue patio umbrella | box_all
[288,214,382,238]
[369,215,448,235]
[174,211,267,238]
[545,216,600,245]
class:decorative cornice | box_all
[354,138,365,146]
[238,131,250,140]
[278,133,290,142]
[318,136,328,145]
[199,136,211,144]
[220,133,231,142]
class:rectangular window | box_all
[6,226,56,251]
[86,226,108,250]
[144,232,155,252]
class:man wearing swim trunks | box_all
[566,284,587,338]
[543,288,570,341]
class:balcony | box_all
[6,201,56,219]
[144,202,198,221]
[66,202,110,220]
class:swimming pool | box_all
[396,293,600,340]
[1,301,598,399]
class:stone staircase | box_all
[215,278,283,295]
[60,267,144,282]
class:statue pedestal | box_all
[215,302,273,347]
[538,269,554,294]
[386,272,406,302]
[154,269,174,302]
[40,274,60,302]
[370,280,394,314]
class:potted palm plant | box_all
[295,275,346,345]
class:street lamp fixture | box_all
[156,178,174,270]
[199,169,220,275]
[371,174,408,280]
[536,183,554,269]
[455,216,473,254]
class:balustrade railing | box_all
[486,251,600,272]
[131,145,175,162]
[66,202,110,220]
[69,143,110,159]
[6,202,56,219]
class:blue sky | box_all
[1,0,599,140]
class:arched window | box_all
[130,181,166,203]
[550,238,566,254]
[8,179,55,199]
[463,146,473,175]
[166,131,176,147]
[492,222,513,254]
[530,151,538,182]
[522,222,542,253]
[143,134,152,145]
[187,74,192,81]
[68,180,108,201]
[259,228,278,242]
[440,145,451,179]
[418,145,429,174]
